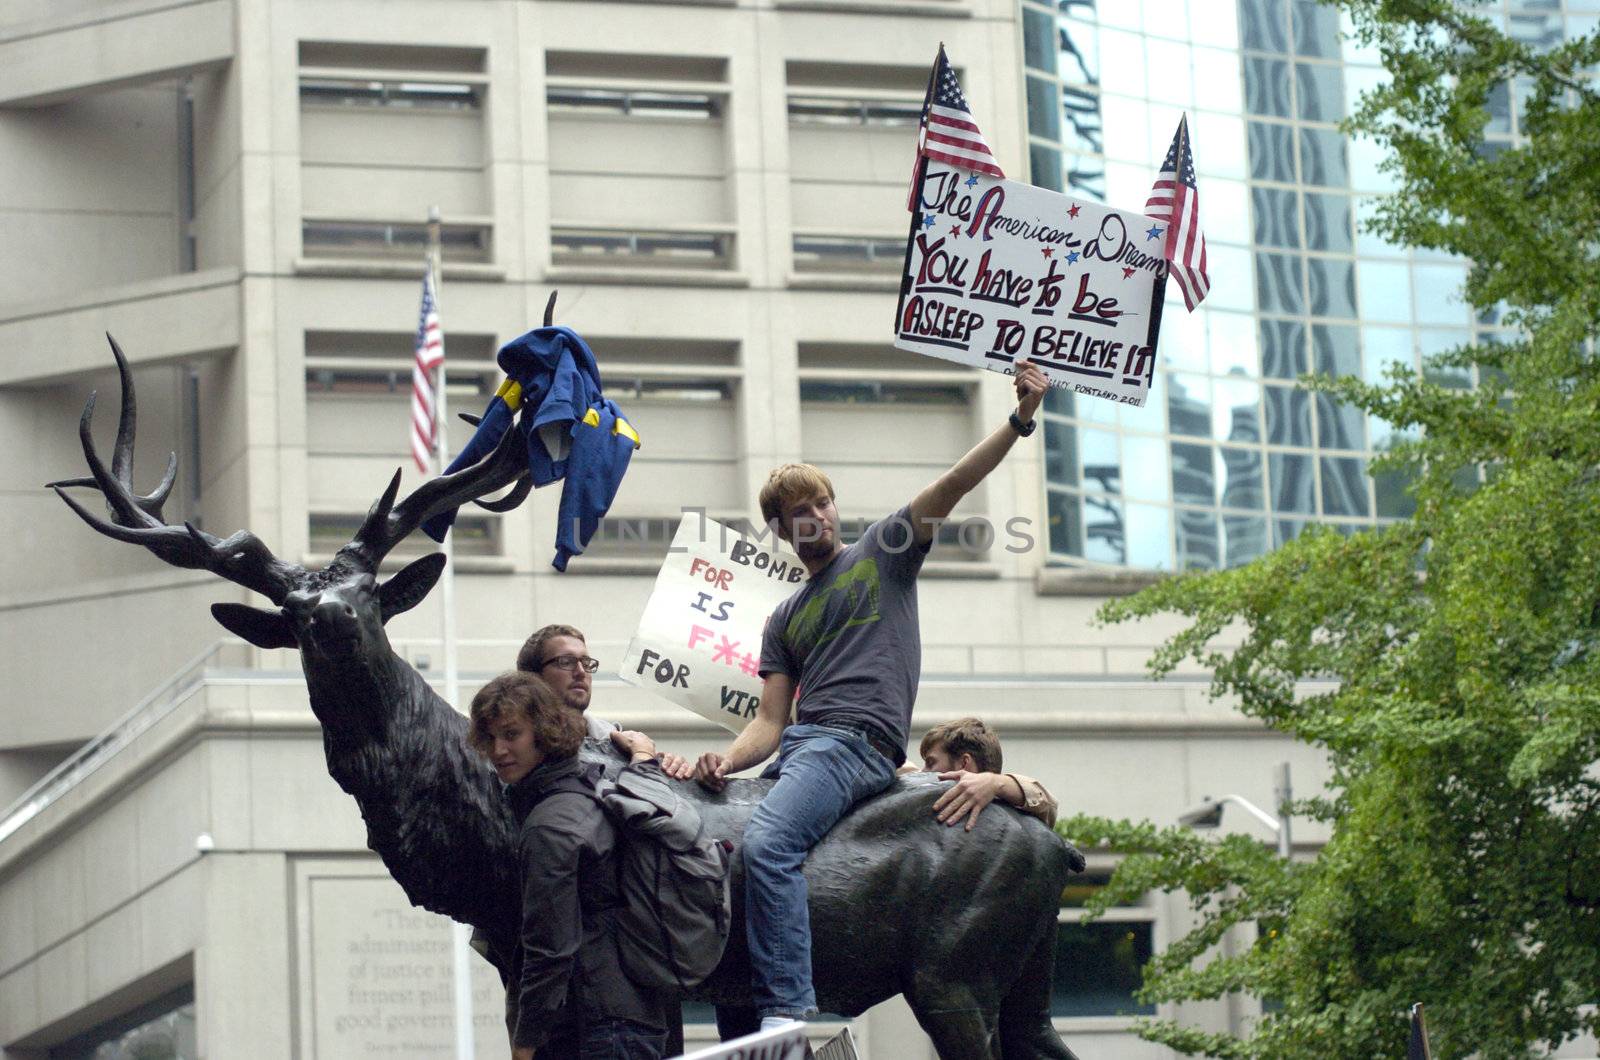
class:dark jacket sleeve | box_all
[510,795,589,1049]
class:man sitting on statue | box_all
[469,670,669,1060]
[910,716,1058,830]
[517,623,694,779]
[692,360,1049,1032]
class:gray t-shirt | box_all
[759,505,931,759]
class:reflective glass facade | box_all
[1023,0,1559,570]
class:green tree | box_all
[1060,3,1600,1056]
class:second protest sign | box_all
[897,161,1168,407]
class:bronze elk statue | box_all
[52,336,1084,1059]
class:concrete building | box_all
[10,0,1554,1056]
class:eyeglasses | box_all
[541,653,600,674]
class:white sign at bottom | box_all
[676,1022,810,1060]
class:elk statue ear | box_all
[211,602,299,649]
[378,552,447,623]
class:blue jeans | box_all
[742,724,897,1019]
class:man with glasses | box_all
[516,624,694,779]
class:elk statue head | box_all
[49,335,528,727]
[48,335,540,929]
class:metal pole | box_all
[429,205,475,1060]
[1273,761,1292,859]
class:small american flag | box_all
[410,265,445,474]
[908,48,1005,209]
[1144,115,1211,312]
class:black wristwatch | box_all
[1009,411,1037,438]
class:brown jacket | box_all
[1005,772,1059,828]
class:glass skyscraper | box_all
[1021,0,1566,571]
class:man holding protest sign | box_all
[692,359,1049,1029]
[518,623,695,779]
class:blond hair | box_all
[759,463,836,530]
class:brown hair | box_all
[920,717,1003,773]
[468,671,583,759]
[515,624,586,674]
[758,463,836,531]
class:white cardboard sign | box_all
[897,162,1168,407]
[620,516,804,733]
[675,1022,811,1060]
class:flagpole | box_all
[428,205,475,1060]
[895,44,944,335]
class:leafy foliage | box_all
[1059,3,1600,1056]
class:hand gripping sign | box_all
[897,162,1168,407]
[620,516,805,733]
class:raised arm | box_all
[694,670,794,791]
[906,359,1048,545]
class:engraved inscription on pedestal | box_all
[306,874,504,1058]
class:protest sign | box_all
[620,516,804,733]
[675,1021,811,1060]
[896,161,1167,407]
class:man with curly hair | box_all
[470,670,667,1059]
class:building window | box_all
[299,78,481,110]
[300,219,492,263]
[546,52,732,272]
[785,63,927,277]
[1052,873,1156,1020]
[798,380,968,405]
[584,516,681,560]
[786,95,921,126]
[607,376,735,402]
[798,343,982,562]
[548,87,719,119]
[297,43,490,265]
[549,227,733,269]
[791,236,905,274]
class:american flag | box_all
[1144,115,1211,312]
[908,48,1005,210]
[410,265,445,474]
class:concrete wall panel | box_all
[30,934,88,1034]
[135,749,207,891]
[246,739,366,851]
[302,164,489,221]
[79,796,141,925]
[29,841,86,953]
[0,873,35,976]
[549,173,730,227]
[82,901,143,1006]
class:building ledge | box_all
[774,0,971,16]
[543,266,750,288]
[0,266,241,327]
[921,561,1000,580]
[293,258,508,282]
[788,272,901,292]
[0,268,241,387]
[302,553,515,574]
[1035,566,1168,597]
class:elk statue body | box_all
[53,337,1084,1059]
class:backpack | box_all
[550,762,733,992]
